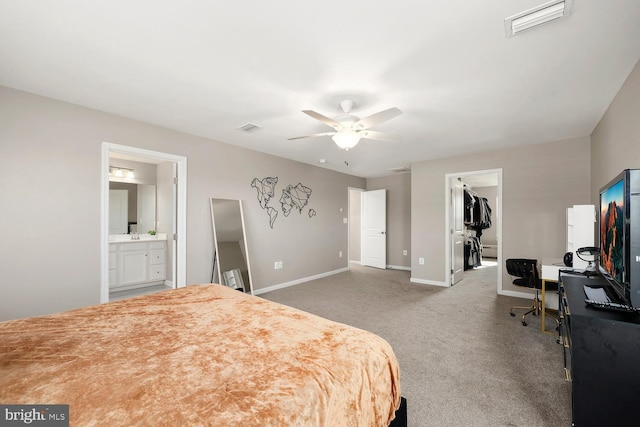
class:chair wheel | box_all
[522,321,527,326]
[510,313,515,317]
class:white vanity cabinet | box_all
[109,239,166,291]
[148,247,166,281]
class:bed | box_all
[0,284,404,426]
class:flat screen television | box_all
[599,169,640,308]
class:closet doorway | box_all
[348,187,364,266]
[445,169,502,293]
[100,143,187,303]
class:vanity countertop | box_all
[109,233,167,242]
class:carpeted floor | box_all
[261,261,571,426]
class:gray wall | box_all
[0,86,364,320]
[411,136,591,292]
[408,59,640,293]
[2,59,637,320]
[591,60,640,199]
[406,60,640,292]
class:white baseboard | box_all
[410,277,448,287]
[253,267,349,295]
[387,265,411,271]
[349,260,409,271]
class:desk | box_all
[541,259,565,334]
[560,272,640,425]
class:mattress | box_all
[0,284,401,426]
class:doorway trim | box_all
[444,168,503,293]
[101,142,188,303]
[347,187,365,268]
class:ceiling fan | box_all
[289,100,402,150]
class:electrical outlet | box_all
[278,261,283,269]
[274,261,279,270]
[419,257,425,265]
[339,251,342,258]
[403,250,408,256]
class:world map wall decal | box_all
[251,177,315,228]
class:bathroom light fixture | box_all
[504,0,572,38]
[332,130,362,151]
[109,167,135,179]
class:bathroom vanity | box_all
[109,235,167,292]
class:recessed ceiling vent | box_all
[504,0,572,38]
[237,122,262,133]
[388,166,411,173]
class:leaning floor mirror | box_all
[210,198,253,294]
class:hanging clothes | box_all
[463,189,492,238]
[464,235,482,270]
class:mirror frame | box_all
[210,198,253,295]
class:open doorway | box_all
[100,143,187,303]
[348,187,389,270]
[445,169,502,293]
[348,187,364,266]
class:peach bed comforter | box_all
[0,285,401,426]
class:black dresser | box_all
[559,273,640,426]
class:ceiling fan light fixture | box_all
[339,99,354,114]
[291,101,401,147]
[332,130,361,150]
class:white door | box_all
[363,189,386,269]
[109,189,128,235]
[451,180,464,285]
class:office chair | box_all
[506,258,557,326]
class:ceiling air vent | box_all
[504,0,572,38]
[237,122,262,133]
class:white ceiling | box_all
[2,1,639,178]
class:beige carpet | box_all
[261,261,571,427]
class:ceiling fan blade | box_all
[302,110,342,130]
[288,132,336,141]
[354,107,402,130]
[360,130,401,142]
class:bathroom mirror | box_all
[109,182,157,234]
[210,198,253,294]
